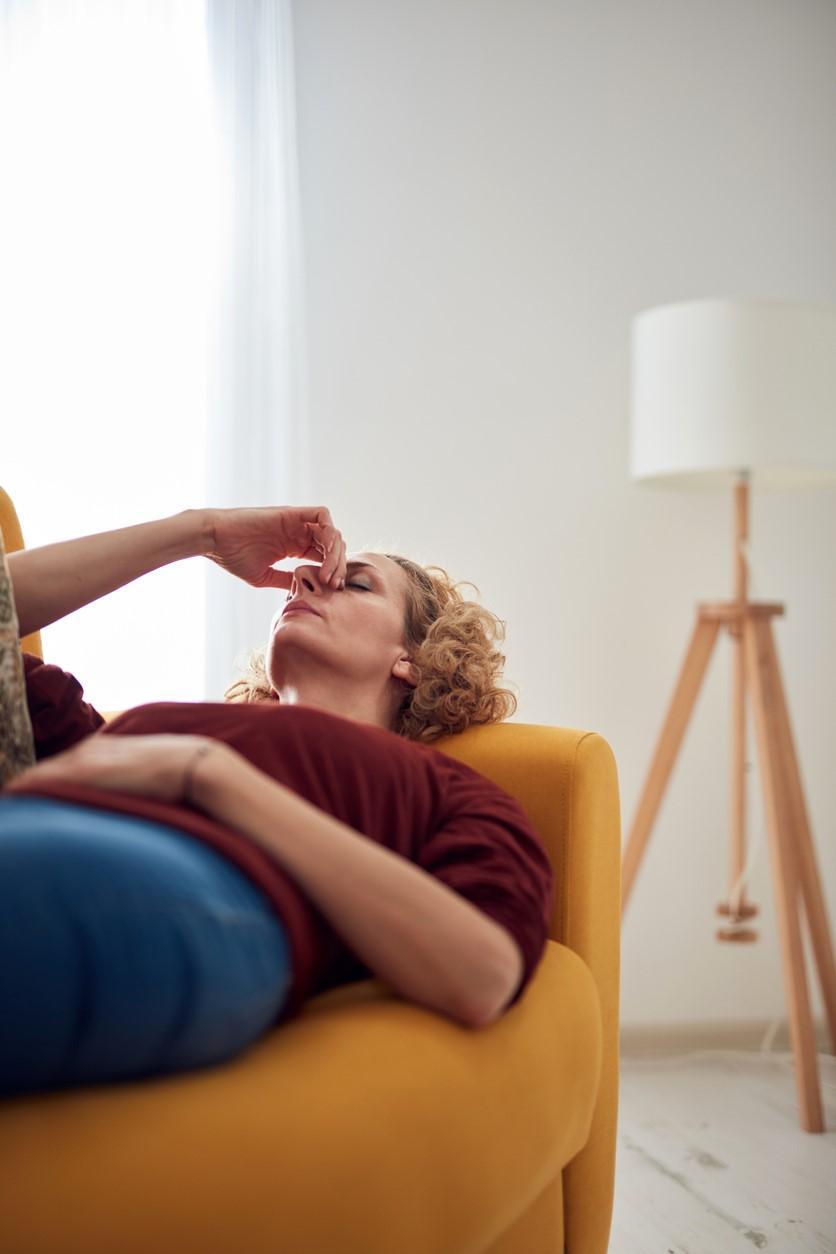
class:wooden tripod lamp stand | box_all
[622,299,836,1134]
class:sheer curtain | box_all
[203,0,312,701]
[0,0,215,711]
[0,0,310,709]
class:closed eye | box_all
[348,581,371,591]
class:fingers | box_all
[320,534,346,588]
[305,514,346,588]
[253,507,347,591]
[260,536,345,592]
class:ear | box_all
[392,655,419,688]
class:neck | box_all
[271,671,401,734]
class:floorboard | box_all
[610,1048,836,1253]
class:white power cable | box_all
[623,531,835,1095]
[621,524,836,1093]
[620,1047,836,1098]
[699,535,814,1066]
[725,533,760,922]
[727,536,786,1055]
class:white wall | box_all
[290,0,836,1028]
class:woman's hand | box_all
[205,505,348,591]
[4,734,230,805]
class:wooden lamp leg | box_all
[761,620,836,1055]
[744,615,824,1132]
[621,614,721,911]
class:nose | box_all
[291,565,325,596]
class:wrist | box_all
[180,508,217,560]
[186,741,242,812]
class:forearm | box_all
[7,509,215,637]
[193,749,518,1028]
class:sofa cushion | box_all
[0,940,601,1254]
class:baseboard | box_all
[619,1016,831,1057]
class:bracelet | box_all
[182,742,215,807]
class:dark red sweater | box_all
[4,655,554,1026]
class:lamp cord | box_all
[621,1048,836,1095]
[725,534,760,920]
[722,538,814,1058]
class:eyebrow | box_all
[346,561,384,583]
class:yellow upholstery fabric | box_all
[0,487,621,1253]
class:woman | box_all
[0,503,553,1098]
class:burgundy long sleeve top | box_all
[4,654,555,1026]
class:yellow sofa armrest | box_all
[433,721,622,1254]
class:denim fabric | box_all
[0,795,292,1097]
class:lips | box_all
[281,602,322,619]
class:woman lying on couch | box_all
[0,503,553,1098]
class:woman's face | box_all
[265,551,417,696]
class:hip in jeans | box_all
[0,794,293,1098]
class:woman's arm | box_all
[6,503,349,639]
[192,748,524,1029]
[7,510,213,638]
[6,732,522,1024]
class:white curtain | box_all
[0,0,215,712]
[203,0,312,701]
[0,0,310,708]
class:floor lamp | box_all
[622,298,836,1134]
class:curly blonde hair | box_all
[223,554,518,743]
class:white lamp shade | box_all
[630,299,836,491]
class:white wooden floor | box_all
[610,1046,836,1253]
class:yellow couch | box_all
[0,486,621,1253]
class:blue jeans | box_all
[0,795,293,1098]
